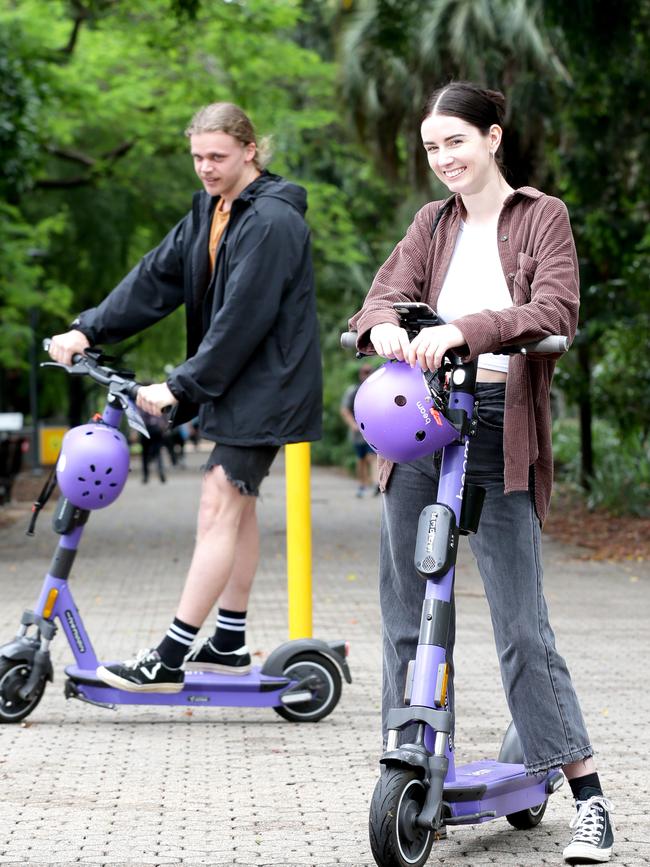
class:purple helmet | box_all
[353,361,458,462]
[56,423,130,509]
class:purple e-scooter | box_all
[0,345,350,725]
[343,303,567,867]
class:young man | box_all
[48,102,322,692]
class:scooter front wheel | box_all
[273,652,342,723]
[0,659,47,723]
[506,798,547,829]
[369,767,435,867]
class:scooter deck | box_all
[443,760,549,822]
[64,664,290,708]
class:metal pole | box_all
[285,442,312,639]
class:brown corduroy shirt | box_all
[349,186,580,524]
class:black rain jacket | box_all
[75,172,322,446]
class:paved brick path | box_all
[0,449,648,866]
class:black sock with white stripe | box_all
[212,608,247,653]
[156,617,199,668]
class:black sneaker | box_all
[97,648,184,693]
[184,638,252,675]
[563,795,614,864]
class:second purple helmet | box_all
[56,423,130,509]
[354,361,458,462]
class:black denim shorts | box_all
[204,443,280,496]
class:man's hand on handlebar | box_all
[136,383,178,417]
[48,330,90,366]
[407,323,465,371]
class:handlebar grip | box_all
[42,337,84,365]
[340,331,358,350]
[521,336,569,354]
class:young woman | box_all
[349,82,613,865]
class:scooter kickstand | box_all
[64,679,116,711]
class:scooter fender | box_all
[380,745,429,779]
[498,720,564,794]
[261,638,352,684]
[0,636,54,683]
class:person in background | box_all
[340,364,378,497]
[140,410,167,484]
[48,101,321,692]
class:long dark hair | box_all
[423,82,506,133]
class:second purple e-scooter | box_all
[0,345,350,725]
[343,302,567,867]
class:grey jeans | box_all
[380,383,593,773]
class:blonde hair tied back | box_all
[185,102,272,170]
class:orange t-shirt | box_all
[208,199,230,271]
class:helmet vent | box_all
[415,430,426,442]
[360,422,365,430]
[394,395,407,406]
[85,431,93,436]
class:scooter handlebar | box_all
[340,331,569,356]
[509,335,569,355]
[42,338,141,394]
[42,338,86,367]
[340,331,359,350]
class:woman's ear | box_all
[488,124,503,153]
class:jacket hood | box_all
[239,171,307,215]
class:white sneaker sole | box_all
[96,665,184,693]
[184,662,252,675]
[563,841,613,863]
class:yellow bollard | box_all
[285,442,312,639]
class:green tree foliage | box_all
[1,0,647,513]
[543,0,650,507]
[0,24,71,386]
[338,0,565,190]
[0,0,391,429]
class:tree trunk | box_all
[577,342,593,490]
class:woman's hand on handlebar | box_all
[407,323,465,371]
[369,323,411,362]
[48,330,90,365]
[136,382,178,417]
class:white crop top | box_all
[437,219,513,373]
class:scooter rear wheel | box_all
[273,652,342,723]
[0,659,46,723]
[506,798,547,829]
[369,767,435,867]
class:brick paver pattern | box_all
[0,449,648,866]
